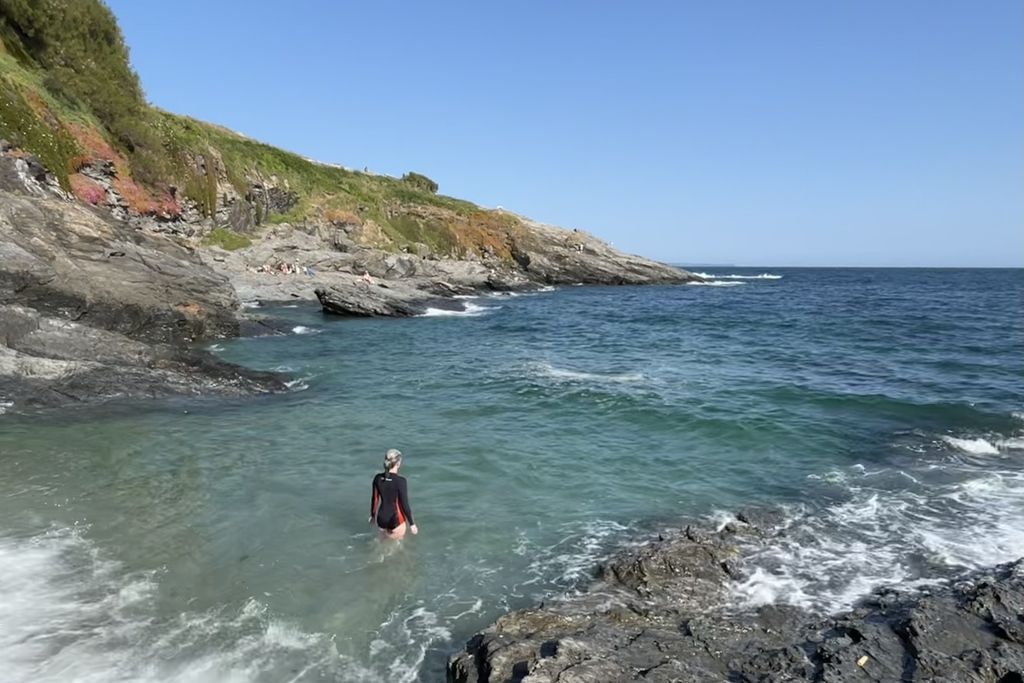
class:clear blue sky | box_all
[105,1,1023,267]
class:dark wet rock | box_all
[735,507,789,530]
[448,518,1024,683]
[315,281,430,317]
[731,563,1024,682]
[237,315,301,337]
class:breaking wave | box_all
[285,376,312,391]
[532,361,646,384]
[693,272,783,280]
[942,435,1000,455]
[687,280,746,287]
[728,424,1024,613]
[943,435,1024,453]
[0,528,474,683]
[420,302,497,318]
[0,529,348,683]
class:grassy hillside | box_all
[0,0,525,259]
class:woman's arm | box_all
[397,477,416,528]
[369,476,380,522]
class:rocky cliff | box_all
[0,1,700,411]
[448,513,1024,682]
[0,151,284,410]
[0,0,698,410]
[0,0,698,289]
[0,0,700,327]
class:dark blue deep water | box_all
[1,268,1022,681]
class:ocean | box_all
[1,267,1022,681]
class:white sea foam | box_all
[420,302,496,317]
[942,435,1000,455]
[242,300,262,309]
[0,400,12,415]
[291,326,319,335]
[285,376,312,391]
[521,519,634,591]
[0,529,430,683]
[686,280,746,287]
[729,453,1024,613]
[996,436,1024,450]
[693,272,783,280]
[534,361,645,384]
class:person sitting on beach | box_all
[369,449,418,540]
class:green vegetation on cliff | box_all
[201,227,252,251]
[0,0,526,260]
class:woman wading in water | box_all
[369,449,418,540]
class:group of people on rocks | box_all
[246,262,380,285]
[248,262,315,277]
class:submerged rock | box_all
[448,519,1024,682]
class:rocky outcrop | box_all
[0,143,69,199]
[195,217,699,316]
[448,518,1024,682]
[0,156,286,411]
[0,133,700,409]
[314,280,435,317]
[504,216,695,286]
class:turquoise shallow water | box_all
[1,268,1022,681]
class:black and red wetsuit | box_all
[370,472,415,530]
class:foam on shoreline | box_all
[0,528,458,683]
[728,427,1024,613]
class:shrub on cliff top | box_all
[0,1,524,252]
[401,171,438,194]
[0,0,165,182]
